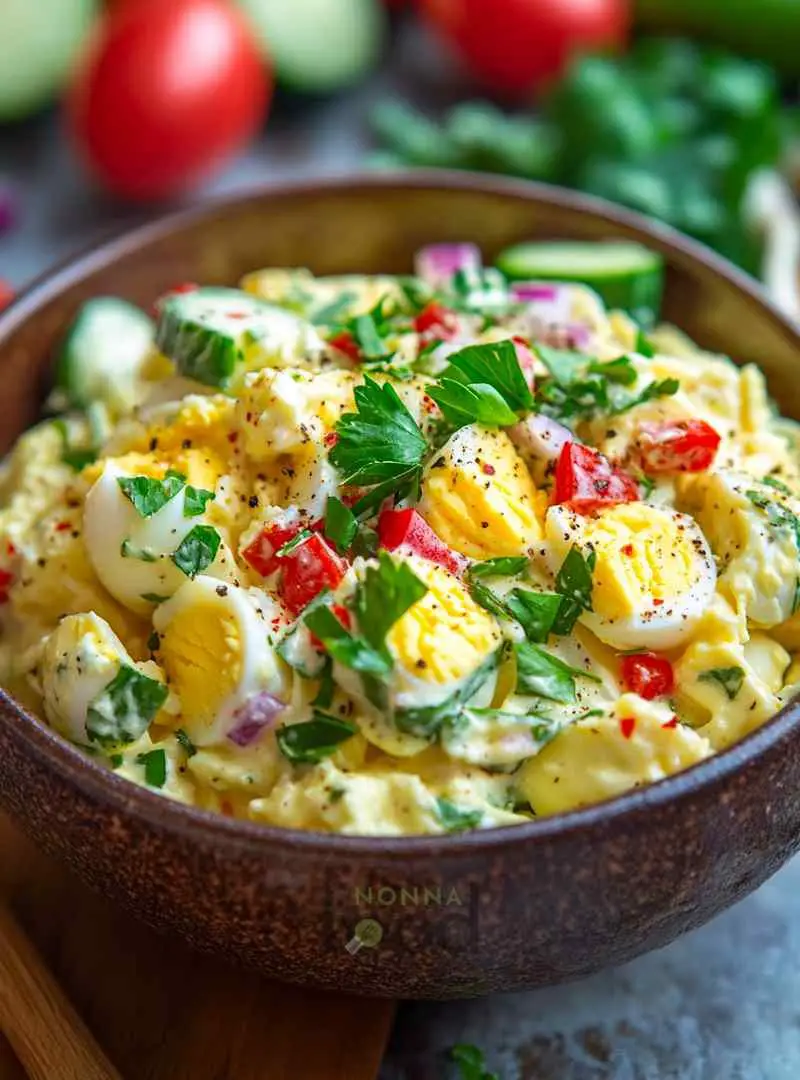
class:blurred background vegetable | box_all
[67,0,269,200]
[0,0,98,122]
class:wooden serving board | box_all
[0,815,395,1080]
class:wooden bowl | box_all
[2,174,800,1000]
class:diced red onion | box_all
[227,692,286,747]
[414,243,481,289]
[511,283,560,303]
[511,280,573,325]
[509,415,573,464]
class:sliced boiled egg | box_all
[153,576,291,747]
[41,612,166,746]
[84,462,235,616]
[419,424,547,559]
[681,470,800,628]
[545,502,716,651]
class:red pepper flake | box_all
[422,394,439,414]
[55,521,72,532]
[6,542,15,556]
[324,432,339,449]
[227,432,239,445]
[621,543,634,556]
[619,716,636,739]
[661,716,679,729]
[481,463,496,476]
[652,598,664,607]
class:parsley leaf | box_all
[117,470,186,517]
[183,485,216,517]
[435,798,483,833]
[468,578,511,620]
[504,589,564,644]
[303,605,392,676]
[746,490,800,550]
[276,712,357,764]
[699,666,745,700]
[171,525,221,577]
[588,356,637,385]
[275,529,314,557]
[312,659,336,708]
[330,375,427,495]
[120,539,157,563]
[324,497,358,553]
[137,748,167,788]
[762,475,792,495]
[312,291,358,326]
[468,556,529,579]
[441,340,534,412]
[514,642,600,703]
[426,378,519,428]
[394,647,502,738]
[354,550,428,652]
[610,377,680,415]
[535,345,587,386]
[552,546,596,635]
[635,328,656,358]
[86,665,168,747]
[450,1043,499,1080]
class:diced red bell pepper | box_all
[620,653,674,700]
[377,507,467,576]
[242,524,304,578]
[308,603,351,650]
[553,443,640,514]
[0,567,13,603]
[636,419,721,474]
[279,534,348,616]
[414,301,459,342]
[328,330,361,364]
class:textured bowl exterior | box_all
[1,174,800,999]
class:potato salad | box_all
[2,239,799,835]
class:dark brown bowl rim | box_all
[2,169,800,860]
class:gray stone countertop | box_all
[0,26,796,1079]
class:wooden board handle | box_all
[0,904,121,1080]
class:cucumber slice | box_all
[54,298,155,413]
[235,0,386,93]
[156,287,324,389]
[496,241,664,328]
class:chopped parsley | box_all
[117,470,185,517]
[514,642,600,703]
[762,475,792,496]
[303,605,392,677]
[746,489,800,550]
[171,525,221,577]
[330,375,427,507]
[468,556,529,579]
[324,497,358,553]
[427,378,519,428]
[86,665,168,747]
[635,328,656,358]
[137,748,167,788]
[588,356,637,385]
[504,589,564,644]
[450,1043,499,1080]
[312,291,358,326]
[183,484,216,517]
[435,798,483,833]
[120,539,157,563]
[276,712,357,764]
[610,377,680,415]
[551,546,596,635]
[275,529,314,557]
[394,647,502,738]
[699,666,745,700]
[437,339,534,414]
[312,659,336,708]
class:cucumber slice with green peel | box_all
[496,241,665,328]
[156,287,324,389]
[235,0,386,94]
[53,298,155,413]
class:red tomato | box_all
[636,420,721,474]
[328,330,362,364]
[553,443,639,514]
[377,507,467,576]
[417,0,629,99]
[279,535,348,616]
[414,301,459,342]
[620,653,674,700]
[67,0,269,200]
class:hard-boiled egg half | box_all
[84,462,235,616]
[682,470,800,627]
[545,502,716,651]
[153,576,291,747]
[41,612,166,746]
[419,424,547,559]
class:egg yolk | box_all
[570,504,699,621]
[158,602,242,728]
[421,428,546,559]
[386,559,501,683]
